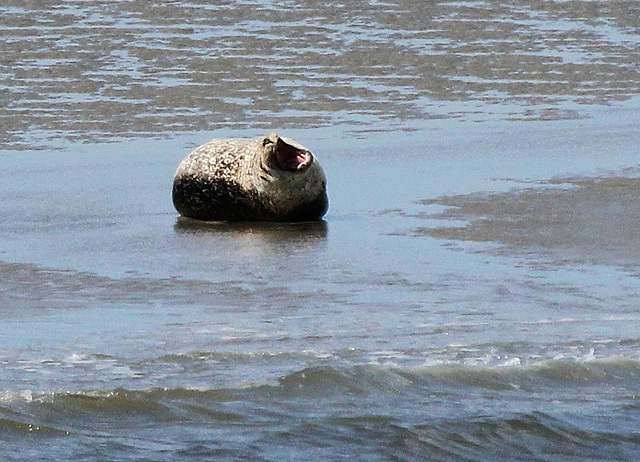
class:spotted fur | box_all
[172,134,328,221]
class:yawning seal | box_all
[172,133,328,221]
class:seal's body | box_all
[172,133,328,221]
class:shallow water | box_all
[2,1,640,461]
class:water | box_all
[1,1,640,460]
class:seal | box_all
[172,133,328,221]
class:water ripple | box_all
[2,0,639,147]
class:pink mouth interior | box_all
[275,139,312,171]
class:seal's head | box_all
[260,132,314,172]
[251,133,328,221]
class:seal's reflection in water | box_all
[173,217,328,258]
[175,217,327,237]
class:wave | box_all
[157,349,320,364]
[3,356,639,407]
[2,358,640,460]
[409,356,640,390]
[387,411,640,461]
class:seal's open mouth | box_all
[275,138,312,171]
